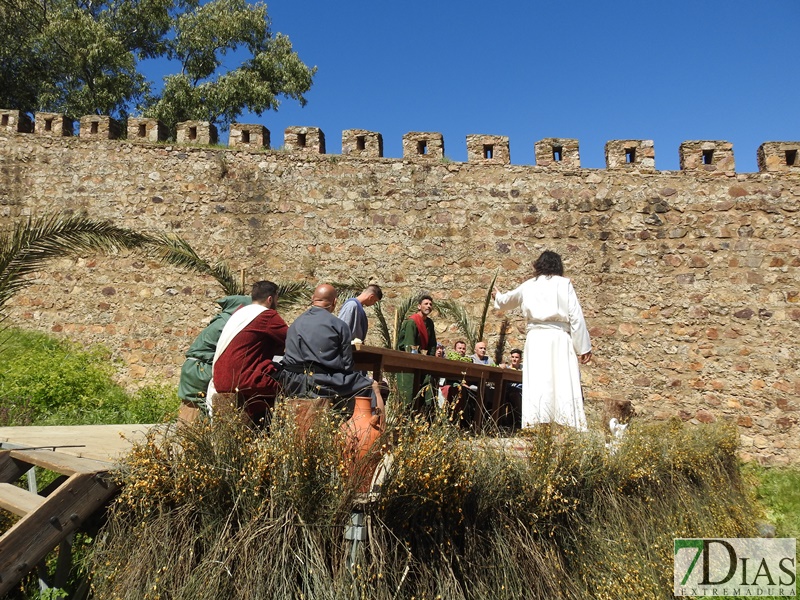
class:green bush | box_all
[0,328,176,425]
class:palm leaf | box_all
[276,281,312,312]
[476,271,499,345]
[372,300,393,349]
[149,234,241,294]
[0,214,156,312]
[391,294,418,350]
[435,298,477,349]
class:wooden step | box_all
[0,482,46,517]
[0,470,119,596]
[0,450,111,483]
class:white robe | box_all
[494,275,591,431]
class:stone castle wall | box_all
[1,120,798,464]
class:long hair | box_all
[533,250,564,277]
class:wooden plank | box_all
[8,450,111,476]
[0,483,46,517]
[0,471,118,596]
[0,452,32,484]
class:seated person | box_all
[279,284,384,416]
[471,341,497,366]
[210,281,287,425]
[499,348,523,429]
[178,294,251,420]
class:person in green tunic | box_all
[396,294,437,409]
[178,294,251,417]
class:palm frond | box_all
[435,298,477,349]
[149,234,241,294]
[276,281,312,312]
[476,271,499,344]
[494,317,510,365]
[0,214,156,312]
[391,294,419,350]
[372,300,393,349]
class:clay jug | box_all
[342,396,384,493]
[287,397,330,440]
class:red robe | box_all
[213,309,288,401]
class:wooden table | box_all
[353,345,522,425]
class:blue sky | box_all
[155,1,800,172]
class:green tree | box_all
[0,0,314,131]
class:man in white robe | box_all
[493,251,592,431]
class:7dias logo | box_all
[674,538,796,597]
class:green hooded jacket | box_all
[177,295,251,404]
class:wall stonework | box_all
[1,130,799,464]
[79,115,121,140]
[679,141,735,173]
[34,112,73,137]
[127,118,169,143]
[229,124,269,149]
[402,132,444,160]
[535,138,581,169]
[176,121,218,145]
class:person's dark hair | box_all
[455,340,467,348]
[510,348,523,357]
[366,284,383,300]
[533,250,564,277]
[418,293,433,304]
[251,280,278,303]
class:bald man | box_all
[279,284,384,414]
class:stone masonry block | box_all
[284,126,326,154]
[466,134,510,164]
[34,112,73,136]
[342,129,383,158]
[176,121,218,145]
[79,115,121,140]
[605,139,655,170]
[679,140,734,172]
[402,132,444,160]
[127,118,168,142]
[757,142,800,173]
[0,109,32,133]
[534,138,580,168]
[229,123,269,149]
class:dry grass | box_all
[87,404,756,600]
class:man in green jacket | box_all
[178,295,251,419]
[397,294,437,409]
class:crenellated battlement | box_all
[3,108,799,174]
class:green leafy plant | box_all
[0,328,175,426]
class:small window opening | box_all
[90,121,99,135]
[188,126,197,141]
[553,145,563,162]
[138,124,147,137]
[1,115,8,127]
[483,144,494,159]
[297,133,307,147]
[417,140,428,155]
[45,118,53,132]
[702,149,714,165]
[241,130,250,144]
[625,147,636,163]
[356,135,366,151]
[785,149,798,166]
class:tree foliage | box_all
[0,0,315,131]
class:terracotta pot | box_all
[342,396,384,493]
[287,397,330,439]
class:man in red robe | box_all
[211,280,288,424]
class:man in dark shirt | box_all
[280,283,384,415]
